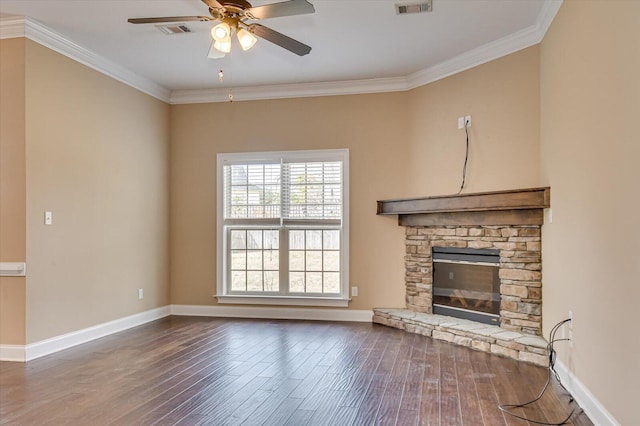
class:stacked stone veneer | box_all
[404,225,543,335]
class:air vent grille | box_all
[395,0,433,15]
[156,24,192,35]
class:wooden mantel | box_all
[377,187,550,226]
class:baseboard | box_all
[0,344,26,362]
[0,306,171,362]
[170,304,373,323]
[555,360,620,426]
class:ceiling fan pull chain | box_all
[219,69,224,81]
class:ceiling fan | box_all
[128,0,315,58]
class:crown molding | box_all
[0,17,171,103]
[535,0,563,42]
[0,16,25,38]
[407,0,563,89]
[170,76,409,104]
[1,0,562,105]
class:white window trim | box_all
[216,149,350,307]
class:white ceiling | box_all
[0,0,556,101]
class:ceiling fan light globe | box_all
[208,41,226,59]
[214,39,232,53]
[237,28,258,51]
[211,22,231,42]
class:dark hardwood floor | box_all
[0,316,593,425]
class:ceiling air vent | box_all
[395,0,433,15]
[156,24,192,35]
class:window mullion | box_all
[279,158,287,295]
[280,227,288,295]
[280,159,286,225]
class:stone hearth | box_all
[374,187,550,365]
[372,309,549,366]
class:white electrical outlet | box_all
[351,286,358,297]
[138,288,144,300]
[458,115,472,129]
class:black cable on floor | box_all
[498,318,580,425]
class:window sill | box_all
[215,295,351,308]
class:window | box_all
[216,149,349,306]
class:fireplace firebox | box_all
[432,247,500,325]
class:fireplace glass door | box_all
[432,247,500,325]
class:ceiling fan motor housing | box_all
[216,0,253,18]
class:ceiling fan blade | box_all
[201,0,224,10]
[249,23,311,56]
[128,16,212,24]
[248,0,315,20]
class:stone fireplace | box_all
[373,187,550,366]
[405,224,542,334]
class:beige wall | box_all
[24,41,171,343]
[170,46,541,311]
[407,46,540,197]
[0,38,26,345]
[540,1,640,424]
[170,94,411,309]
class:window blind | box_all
[224,160,342,221]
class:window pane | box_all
[290,250,305,271]
[231,165,248,185]
[323,272,340,293]
[225,163,281,219]
[264,271,279,292]
[247,271,263,291]
[323,230,340,250]
[323,163,341,183]
[290,230,305,250]
[263,230,279,249]
[231,206,247,218]
[231,250,246,270]
[247,230,262,249]
[306,251,322,271]
[228,229,280,294]
[306,230,322,250]
[231,271,246,291]
[283,161,342,220]
[247,164,264,185]
[231,230,246,249]
[306,272,323,293]
[306,185,322,203]
[287,229,341,294]
[323,251,340,272]
[246,251,262,270]
[263,250,279,270]
[289,272,305,292]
